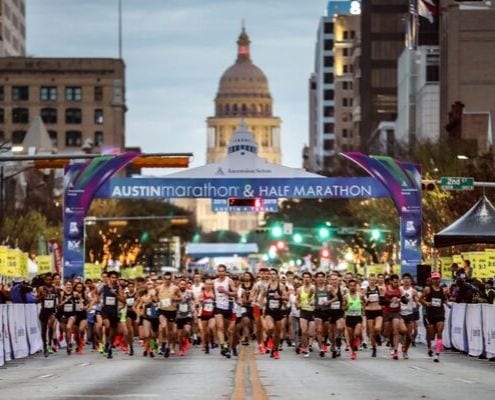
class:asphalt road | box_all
[1,343,494,400]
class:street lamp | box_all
[457,155,469,160]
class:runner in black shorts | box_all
[100,271,125,359]
[37,273,58,357]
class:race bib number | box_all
[368,294,379,303]
[43,299,54,308]
[160,298,172,308]
[126,298,135,306]
[318,297,327,306]
[390,298,400,308]
[146,307,152,317]
[348,309,360,316]
[203,302,214,313]
[179,303,189,313]
[63,303,74,312]
[331,301,341,310]
[105,296,116,306]
[75,302,82,312]
[431,298,442,307]
[269,299,280,309]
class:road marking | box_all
[37,374,54,379]
[231,346,268,400]
[78,363,90,367]
[46,395,160,398]
[410,366,428,372]
[455,378,474,384]
[231,347,248,400]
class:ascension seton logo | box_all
[215,167,225,176]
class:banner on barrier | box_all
[482,304,495,358]
[0,306,4,367]
[451,303,468,352]
[443,305,452,349]
[2,305,12,361]
[466,304,484,357]
[24,305,42,355]
[8,304,29,359]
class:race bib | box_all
[431,298,442,307]
[331,301,341,310]
[126,298,135,307]
[160,298,172,308]
[105,296,116,306]
[368,294,379,303]
[63,303,74,312]
[146,307,152,317]
[179,303,189,313]
[75,302,82,312]
[390,298,400,308]
[269,299,280,309]
[203,303,214,312]
[347,309,360,316]
[43,299,54,308]
[318,297,327,306]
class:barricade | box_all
[0,304,42,367]
[481,304,495,358]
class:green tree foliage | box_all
[0,210,61,252]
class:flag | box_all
[418,0,437,23]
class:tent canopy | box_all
[434,196,495,247]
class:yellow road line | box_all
[231,346,247,400]
[248,346,269,400]
[231,346,269,400]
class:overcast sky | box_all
[27,0,329,170]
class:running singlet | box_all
[101,285,119,315]
[214,279,231,310]
[383,287,401,313]
[425,287,446,319]
[266,285,282,311]
[300,286,314,312]
[201,292,215,318]
[41,286,58,312]
[159,286,176,311]
[366,286,380,304]
[144,301,159,319]
[345,293,362,317]
[400,287,414,316]
[329,287,343,310]
[177,292,193,319]
[61,291,75,315]
[314,286,330,310]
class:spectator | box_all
[0,283,9,304]
[486,279,495,304]
[10,278,36,304]
[456,259,472,280]
[450,263,459,280]
[453,278,474,303]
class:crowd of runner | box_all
[35,266,449,362]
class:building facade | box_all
[0,0,25,56]
[440,0,495,154]
[306,0,360,174]
[0,58,126,152]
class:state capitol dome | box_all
[215,27,273,117]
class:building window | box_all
[324,39,334,51]
[0,108,4,124]
[66,108,82,124]
[343,81,353,90]
[323,139,334,151]
[65,131,82,147]
[324,56,334,67]
[94,131,104,146]
[324,106,334,117]
[324,22,334,34]
[426,64,439,83]
[324,123,334,133]
[232,104,238,115]
[65,86,82,101]
[324,89,334,101]
[40,86,57,101]
[41,108,57,124]
[94,86,103,101]
[343,98,353,107]
[343,30,349,39]
[350,31,356,39]
[12,130,27,145]
[12,107,29,124]
[324,73,334,84]
[343,48,350,57]
[241,104,247,116]
[48,130,58,147]
[342,128,349,138]
[0,86,4,101]
[343,65,353,74]
[12,86,29,101]
[0,131,4,141]
[94,109,103,124]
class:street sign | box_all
[283,223,293,235]
[439,177,474,190]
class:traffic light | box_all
[421,180,436,191]
[276,240,287,251]
[317,226,330,240]
[370,229,381,241]
[292,233,303,244]
[270,225,283,238]
[320,248,330,259]
[140,231,150,243]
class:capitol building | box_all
[189,27,283,234]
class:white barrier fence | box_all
[0,304,42,367]
[417,303,495,358]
